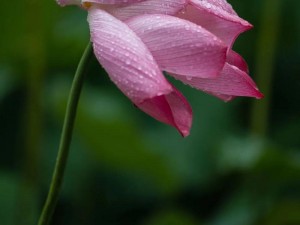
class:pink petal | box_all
[137,85,193,137]
[88,7,173,104]
[177,0,253,47]
[227,50,249,73]
[126,14,227,78]
[95,0,186,21]
[170,63,263,98]
[203,49,251,101]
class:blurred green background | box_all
[1,0,300,224]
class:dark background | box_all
[1,0,299,224]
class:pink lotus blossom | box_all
[56,0,263,137]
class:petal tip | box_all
[179,129,190,137]
[254,90,264,99]
[243,21,254,32]
[56,0,65,6]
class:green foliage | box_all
[143,210,199,225]
[0,173,19,225]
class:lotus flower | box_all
[56,0,263,137]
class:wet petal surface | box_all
[100,0,186,21]
[88,7,172,104]
[127,14,227,78]
[171,63,263,98]
[178,0,252,46]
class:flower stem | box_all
[250,0,281,137]
[37,42,93,225]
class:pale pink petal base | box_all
[97,0,186,21]
[137,86,193,137]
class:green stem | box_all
[250,0,281,137]
[37,42,93,225]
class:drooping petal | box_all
[177,0,253,46]
[88,7,173,104]
[126,14,227,78]
[170,63,263,98]
[94,0,186,21]
[137,85,192,137]
[56,0,81,6]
